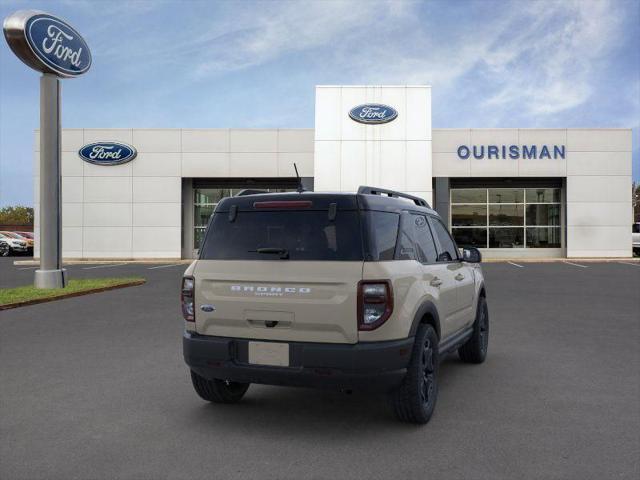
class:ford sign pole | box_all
[3,10,91,288]
[38,73,63,288]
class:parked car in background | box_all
[15,231,34,239]
[633,223,640,256]
[0,232,29,255]
[0,238,10,257]
[8,231,34,249]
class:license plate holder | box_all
[248,341,290,367]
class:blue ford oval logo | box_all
[349,104,398,125]
[25,13,91,77]
[79,142,137,166]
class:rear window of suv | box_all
[200,210,364,261]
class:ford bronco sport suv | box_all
[182,186,488,424]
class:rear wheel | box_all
[190,370,249,404]
[389,324,439,424]
[0,243,9,257]
[458,296,489,364]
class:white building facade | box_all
[33,85,634,259]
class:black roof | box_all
[215,189,438,216]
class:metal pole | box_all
[34,73,66,288]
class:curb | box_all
[0,279,146,311]
[13,259,192,266]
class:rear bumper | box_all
[183,331,414,392]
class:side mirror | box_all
[462,247,482,263]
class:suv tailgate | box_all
[194,260,362,344]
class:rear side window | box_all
[428,217,459,262]
[365,211,399,260]
[411,214,438,263]
[200,210,363,261]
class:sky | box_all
[0,0,638,206]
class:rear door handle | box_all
[455,273,465,281]
[430,277,443,287]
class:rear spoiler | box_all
[357,186,430,208]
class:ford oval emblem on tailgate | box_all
[200,305,215,312]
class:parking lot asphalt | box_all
[1,258,639,480]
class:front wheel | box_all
[190,370,249,404]
[458,296,489,364]
[389,324,439,424]
[0,244,9,257]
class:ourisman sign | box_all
[457,144,566,160]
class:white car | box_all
[633,223,640,256]
[0,232,28,255]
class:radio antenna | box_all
[293,163,304,193]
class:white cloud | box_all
[189,0,399,79]
[76,0,630,125]
[481,0,624,116]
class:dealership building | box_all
[33,85,634,259]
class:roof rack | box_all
[235,189,269,196]
[357,185,430,208]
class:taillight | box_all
[181,276,195,322]
[357,280,393,331]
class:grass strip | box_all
[0,277,145,310]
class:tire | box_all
[389,324,439,424]
[190,370,250,404]
[0,244,9,257]
[458,296,489,364]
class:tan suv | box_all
[182,186,488,424]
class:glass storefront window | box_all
[451,189,486,203]
[194,227,207,250]
[194,188,235,249]
[489,188,523,203]
[451,186,562,249]
[489,204,524,226]
[451,228,487,248]
[489,228,524,248]
[194,205,215,226]
[526,188,561,203]
[526,227,561,248]
[451,205,487,226]
[526,204,561,226]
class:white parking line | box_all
[564,261,588,268]
[82,263,127,270]
[147,263,185,270]
[618,261,640,267]
[507,261,524,268]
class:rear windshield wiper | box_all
[249,247,290,259]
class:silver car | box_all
[0,232,28,255]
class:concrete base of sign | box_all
[34,269,67,289]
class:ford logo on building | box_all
[3,11,92,78]
[79,142,137,166]
[349,104,398,124]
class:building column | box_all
[434,177,450,227]
[181,179,194,259]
